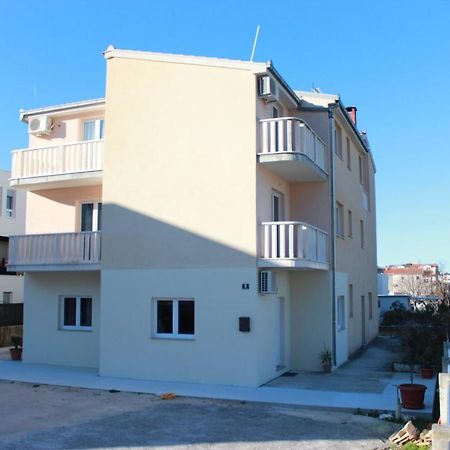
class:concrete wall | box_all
[102,56,257,270]
[26,186,102,234]
[333,114,378,355]
[27,110,105,149]
[23,272,100,368]
[100,268,278,386]
[290,271,333,371]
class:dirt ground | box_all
[0,379,400,450]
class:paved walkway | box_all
[0,337,436,417]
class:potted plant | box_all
[398,325,427,409]
[320,349,332,373]
[9,336,22,361]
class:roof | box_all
[104,47,269,73]
[384,263,438,275]
[20,98,105,122]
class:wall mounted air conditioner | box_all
[258,75,280,102]
[28,115,53,136]
[259,270,277,294]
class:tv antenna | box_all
[250,25,260,62]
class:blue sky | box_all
[1,0,449,269]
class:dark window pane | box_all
[80,298,92,327]
[64,298,77,326]
[81,204,93,232]
[97,203,102,231]
[178,301,194,335]
[157,301,173,334]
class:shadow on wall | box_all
[101,203,258,270]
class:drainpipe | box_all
[328,106,337,367]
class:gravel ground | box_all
[0,380,400,450]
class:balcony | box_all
[259,221,328,270]
[10,140,103,190]
[8,231,101,271]
[258,118,327,182]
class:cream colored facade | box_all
[8,48,378,386]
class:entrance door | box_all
[81,202,102,232]
[361,295,366,346]
[275,297,285,370]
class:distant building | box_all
[383,263,439,296]
[0,169,26,304]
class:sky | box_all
[0,0,449,269]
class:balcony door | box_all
[272,191,285,257]
[83,119,104,141]
[81,202,102,232]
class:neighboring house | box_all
[384,263,439,296]
[7,48,378,387]
[0,169,25,304]
[377,267,389,296]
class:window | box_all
[349,284,353,318]
[346,137,351,169]
[6,190,15,218]
[83,119,104,141]
[153,298,195,339]
[335,124,343,159]
[336,202,344,238]
[368,292,373,320]
[80,202,102,231]
[337,295,346,331]
[348,210,353,238]
[359,156,363,185]
[60,296,92,330]
[2,292,12,304]
[360,219,364,249]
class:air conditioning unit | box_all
[259,270,277,294]
[28,115,53,136]
[258,76,280,102]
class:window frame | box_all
[335,124,343,160]
[2,292,12,304]
[348,210,353,238]
[359,155,363,185]
[6,189,16,218]
[360,219,365,249]
[336,202,344,238]
[368,292,373,320]
[337,295,346,331]
[82,119,104,141]
[59,296,93,331]
[346,137,351,170]
[152,298,195,340]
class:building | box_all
[384,263,439,296]
[0,169,25,304]
[7,48,378,386]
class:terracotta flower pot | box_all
[322,363,332,373]
[399,383,427,409]
[10,348,22,361]
[421,367,434,379]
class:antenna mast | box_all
[250,25,260,62]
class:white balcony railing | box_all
[8,231,101,267]
[260,221,328,264]
[259,118,327,172]
[11,139,103,180]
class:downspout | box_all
[328,106,337,367]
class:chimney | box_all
[346,106,357,126]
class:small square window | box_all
[60,296,93,331]
[153,298,195,339]
[2,292,12,304]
